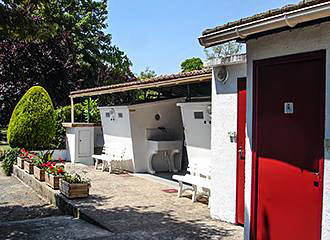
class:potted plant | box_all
[45,162,65,189]
[17,148,28,169]
[19,149,38,174]
[33,151,54,181]
[60,173,90,199]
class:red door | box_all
[236,77,246,225]
[253,51,325,240]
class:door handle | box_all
[238,146,244,159]
[308,171,320,187]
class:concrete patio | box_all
[62,163,243,239]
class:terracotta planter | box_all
[45,173,62,189]
[33,166,45,181]
[24,161,34,174]
[60,179,90,199]
[17,157,25,169]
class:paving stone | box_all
[0,216,113,240]
[0,164,61,222]
[63,163,244,240]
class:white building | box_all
[200,1,330,240]
[98,99,184,173]
[206,55,247,225]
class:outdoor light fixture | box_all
[216,66,228,84]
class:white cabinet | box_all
[63,123,95,165]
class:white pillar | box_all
[71,97,74,123]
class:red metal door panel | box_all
[236,77,246,225]
[253,51,325,240]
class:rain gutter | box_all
[199,2,330,48]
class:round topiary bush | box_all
[7,86,56,149]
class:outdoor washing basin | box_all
[147,139,182,151]
[145,128,183,174]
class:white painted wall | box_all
[177,102,212,173]
[129,98,184,172]
[99,98,184,173]
[99,106,135,172]
[210,63,246,223]
[245,22,330,240]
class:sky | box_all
[107,0,297,76]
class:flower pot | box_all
[45,173,62,190]
[33,166,45,181]
[17,157,24,169]
[59,179,90,199]
[24,161,34,174]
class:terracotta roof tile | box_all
[202,0,329,36]
[70,68,212,96]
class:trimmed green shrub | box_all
[7,86,56,149]
[2,148,20,176]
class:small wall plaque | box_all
[284,102,294,114]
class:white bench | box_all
[93,146,112,171]
[92,146,129,173]
[172,163,211,204]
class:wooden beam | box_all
[69,74,212,99]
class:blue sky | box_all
[107,0,297,75]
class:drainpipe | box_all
[199,2,330,47]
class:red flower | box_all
[19,154,23,158]
[49,166,54,170]
[46,162,51,167]
[52,162,56,166]
[28,155,32,159]
[57,168,63,174]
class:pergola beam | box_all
[69,73,212,99]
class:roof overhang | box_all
[69,71,212,98]
[199,1,330,48]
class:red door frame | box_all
[236,77,246,225]
[250,50,326,240]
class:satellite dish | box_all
[216,66,228,84]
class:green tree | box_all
[0,0,135,125]
[135,67,158,100]
[0,0,133,87]
[7,86,56,150]
[138,67,157,80]
[181,57,204,72]
[204,41,242,60]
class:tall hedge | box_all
[7,86,56,149]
